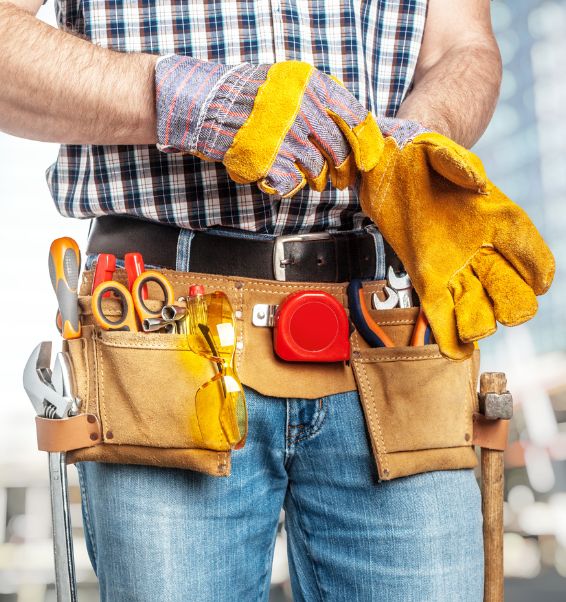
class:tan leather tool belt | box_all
[38,267,480,481]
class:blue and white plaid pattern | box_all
[47,0,428,235]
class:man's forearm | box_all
[0,1,157,144]
[396,42,502,148]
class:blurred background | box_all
[1,0,565,600]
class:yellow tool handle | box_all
[49,237,81,339]
[131,270,176,322]
[92,281,139,332]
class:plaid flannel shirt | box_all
[46,0,427,235]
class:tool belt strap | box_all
[35,414,102,453]
[472,413,509,451]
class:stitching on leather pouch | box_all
[356,353,442,363]
[235,285,244,376]
[374,319,414,325]
[352,337,389,474]
[79,338,89,414]
[95,340,108,441]
[97,335,191,351]
[465,356,476,433]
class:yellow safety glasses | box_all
[181,291,247,450]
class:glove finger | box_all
[310,70,368,129]
[489,190,555,296]
[470,247,538,327]
[422,287,475,360]
[308,136,357,190]
[449,264,496,343]
[310,71,384,172]
[300,91,351,168]
[296,157,329,193]
[258,155,307,198]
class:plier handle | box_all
[347,280,431,348]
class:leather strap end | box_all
[35,414,102,453]
[472,413,510,451]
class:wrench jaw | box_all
[371,286,399,310]
[23,342,76,419]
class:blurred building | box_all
[474,2,566,597]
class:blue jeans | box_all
[78,229,483,601]
[76,389,483,601]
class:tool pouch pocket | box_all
[350,308,480,481]
[61,296,235,477]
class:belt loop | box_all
[365,224,386,280]
[176,229,195,272]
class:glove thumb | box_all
[415,133,488,192]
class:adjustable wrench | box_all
[23,342,79,602]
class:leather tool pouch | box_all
[37,268,481,481]
[59,295,234,477]
[350,307,481,481]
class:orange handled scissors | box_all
[91,270,175,332]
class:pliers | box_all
[347,279,431,348]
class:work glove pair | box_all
[154,56,555,360]
[358,117,555,359]
[155,56,381,197]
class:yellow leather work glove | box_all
[359,117,555,360]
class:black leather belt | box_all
[86,215,395,282]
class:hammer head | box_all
[479,391,514,420]
[23,342,76,418]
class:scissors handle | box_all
[92,281,139,332]
[130,271,176,322]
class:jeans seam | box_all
[287,487,324,602]
[259,521,282,602]
[76,463,98,566]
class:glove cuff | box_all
[155,55,232,154]
[376,117,430,149]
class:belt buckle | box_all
[272,232,333,281]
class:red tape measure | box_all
[273,291,350,362]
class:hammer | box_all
[476,372,513,602]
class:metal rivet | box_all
[383,469,390,476]
[465,433,471,442]
[90,433,98,441]
[257,311,266,319]
[106,431,114,440]
[235,310,243,320]
[235,281,244,290]
[87,415,96,424]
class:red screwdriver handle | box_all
[91,253,117,297]
[125,253,148,299]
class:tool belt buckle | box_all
[272,232,333,281]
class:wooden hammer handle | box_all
[481,372,507,602]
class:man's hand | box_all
[155,57,381,198]
[359,129,555,360]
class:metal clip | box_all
[252,304,278,327]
